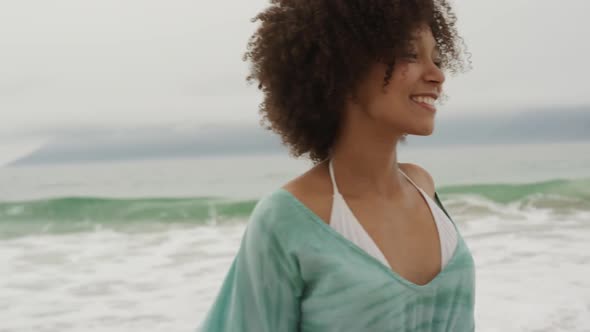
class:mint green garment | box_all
[199,188,476,331]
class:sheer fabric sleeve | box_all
[198,199,303,332]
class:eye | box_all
[433,54,443,68]
[402,53,419,61]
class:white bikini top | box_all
[328,158,458,270]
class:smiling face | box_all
[353,24,446,137]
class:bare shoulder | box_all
[399,162,436,199]
[280,160,332,224]
[280,161,436,222]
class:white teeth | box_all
[411,96,435,106]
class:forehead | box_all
[408,26,438,51]
[410,25,435,43]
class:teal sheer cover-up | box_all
[199,188,476,332]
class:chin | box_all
[414,131,434,137]
[409,126,435,136]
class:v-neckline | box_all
[333,183,446,272]
[328,158,452,277]
[275,187,463,291]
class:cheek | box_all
[362,63,415,117]
[390,63,420,92]
[381,79,412,110]
[367,88,410,121]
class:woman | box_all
[200,0,474,331]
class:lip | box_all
[410,98,437,113]
[410,92,439,99]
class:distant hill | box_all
[6,106,590,166]
[6,123,286,166]
[409,106,590,146]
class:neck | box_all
[329,111,406,199]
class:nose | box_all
[425,61,445,86]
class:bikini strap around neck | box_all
[328,158,341,196]
[329,159,421,196]
[397,167,421,191]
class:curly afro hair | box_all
[243,0,469,164]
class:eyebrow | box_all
[410,39,440,56]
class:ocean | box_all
[1,141,589,331]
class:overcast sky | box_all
[1,0,589,145]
